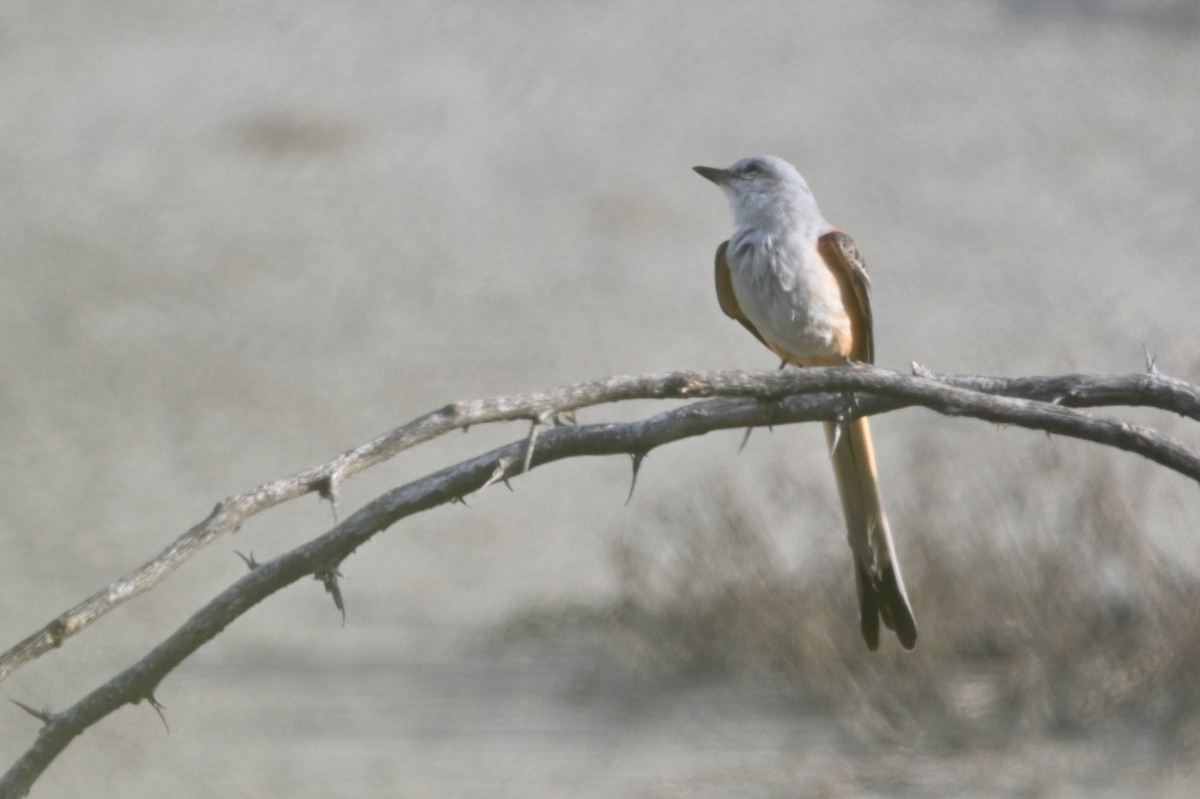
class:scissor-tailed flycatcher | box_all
[694,155,917,651]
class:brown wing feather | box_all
[714,240,770,350]
[817,230,874,364]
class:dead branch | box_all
[2,366,1197,687]
[2,364,1198,797]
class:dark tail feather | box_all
[856,557,917,651]
[854,559,882,651]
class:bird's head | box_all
[693,155,819,229]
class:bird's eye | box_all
[742,163,761,176]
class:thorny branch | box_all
[2,364,1199,797]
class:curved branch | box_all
[2,366,1197,689]
[3,370,1199,794]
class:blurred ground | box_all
[1,1,1199,796]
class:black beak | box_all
[693,165,732,185]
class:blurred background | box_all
[2,1,1200,796]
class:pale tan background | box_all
[2,1,1199,796]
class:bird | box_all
[693,155,917,651]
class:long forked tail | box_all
[824,417,917,651]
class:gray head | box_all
[693,155,821,228]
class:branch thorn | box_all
[738,426,753,453]
[315,565,346,625]
[625,451,647,506]
[1143,345,1159,374]
[830,393,858,454]
[482,455,518,491]
[146,693,170,734]
[522,413,550,474]
[10,699,54,726]
[312,473,340,524]
[829,417,845,453]
[234,550,260,571]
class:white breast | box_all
[726,228,850,363]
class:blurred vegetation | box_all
[497,457,1200,754]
